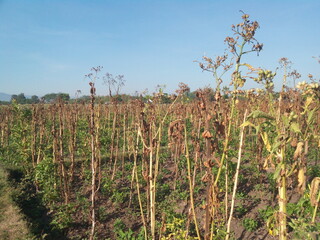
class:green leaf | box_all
[290,122,301,134]
[240,121,257,129]
[273,164,282,180]
[248,110,275,121]
[307,108,316,125]
[271,141,282,153]
[286,162,297,177]
[282,115,290,128]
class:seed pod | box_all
[297,167,306,194]
[293,142,304,161]
[310,177,320,206]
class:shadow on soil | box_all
[6,168,67,240]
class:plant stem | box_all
[89,82,97,240]
[214,40,246,187]
[225,110,247,240]
[134,133,148,239]
[311,185,320,223]
[214,95,236,187]
[184,123,201,240]
[149,123,155,240]
[278,148,287,240]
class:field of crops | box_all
[0,14,319,240]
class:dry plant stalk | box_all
[89,80,97,240]
[86,66,102,240]
[311,177,320,223]
[184,121,201,240]
[225,110,247,240]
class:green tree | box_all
[11,93,26,104]
[42,93,70,103]
[29,95,40,104]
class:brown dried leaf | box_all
[290,138,298,147]
[217,122,225,136]
[203,160,214,168]
[213,156,221,167]
[202,130,213,139]
[201,172,209,182]
[263,156,275,172]
[199,102,206,110]
[231,157,238,163]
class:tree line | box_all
[9,93,70,104]
[3,90,203,105]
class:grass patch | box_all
[0,166,32,240]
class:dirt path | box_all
[0,166,32,240]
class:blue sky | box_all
[0,0,319,97]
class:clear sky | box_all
[0,0,319,97]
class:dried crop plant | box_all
[58,99,70,204]
[225,110,247,240]
[104,72,125,179]
[67,100,79,182]
[49,103,69,203]
[197,12,263,240]
[86,66,102,240]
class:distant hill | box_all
[0,92,11,102]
